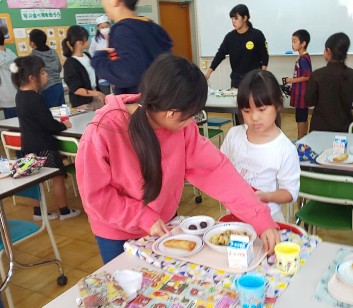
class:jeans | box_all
[95,236,127,264]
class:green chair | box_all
[295,171,353,234]
[198,111,224,148]
[54,135,79,197]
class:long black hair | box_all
[129,54,208,204]
[61,25,89,58]
[237,69,283,127]
[325,32,350,62]
[11,55,45,89]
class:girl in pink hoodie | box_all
[76,54,279,264]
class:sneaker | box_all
[59,209,81,221]
[33,212,59,221]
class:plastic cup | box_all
[60,116,69,122]
[234,273,266,308]
[275,242,301,275]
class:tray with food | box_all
[152,219,267,274]
[50,107,86,118]
[316,149,353,169]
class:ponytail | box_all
[62,38,73,57]
[129,106,162,205]
[62,25,89,58]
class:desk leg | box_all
[0,200,15,292]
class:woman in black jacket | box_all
[62,26,105,110]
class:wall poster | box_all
[7,0,66,9]
[0,13,14,43]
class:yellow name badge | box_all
[246,41,254,50]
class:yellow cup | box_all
[274,242,301,275]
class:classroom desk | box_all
[205,95,238,125]
[296,131,353,176]
[0,111,95,139]
[0,167,64,291]
[44,241,352,308]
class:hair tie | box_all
[66,40,73,52]
[138,104,142,107]
[9,62,19,73]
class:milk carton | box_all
[333,135,347,155]
[60,104,70,116]
[227,235,254,270]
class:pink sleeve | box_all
[184,124,278,235]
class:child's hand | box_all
[260,228,280,255]
[149,218,170,237]
[255,190,269,203]
[63,120,72,128]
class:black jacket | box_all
[305,61,353,132]
[63,53,99,107]
[16,90,66,153]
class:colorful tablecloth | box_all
[123,216,321,306]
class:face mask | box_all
[100,28,110,36]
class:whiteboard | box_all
[195,0,353,56]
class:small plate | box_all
[326,153,353,164]
[157,234,203,257]
[180,215,215,235]
[336,259,353,286]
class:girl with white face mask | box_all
[89,15,112,94]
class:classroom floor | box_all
[0,111,352,308]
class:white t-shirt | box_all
[89,36,108,56]
[72,54,96,89]
[221,125,300,217]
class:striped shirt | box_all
[290,53,312,108]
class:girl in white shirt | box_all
[221,69,300,221]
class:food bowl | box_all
[203,222,257,253]
[180,215,215,236]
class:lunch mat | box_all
[314,247,353,307]
[124,216,321,305]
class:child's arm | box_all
[286,76,310,84]
[255,189,293,204]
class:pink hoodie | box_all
[75,94,277,240]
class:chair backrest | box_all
[349,122,353,133]
[1,131,22,159]
[53,135,79,157]
[299,171,353,205]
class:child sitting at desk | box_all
[75,54,280,264]
[221,69,300,222]
[10,55,81,221]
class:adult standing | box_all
[91,0,173,95]
[0,30,17,118]
[205,4,269,88]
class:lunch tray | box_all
[151,225,267,274]
[316,149,353,170]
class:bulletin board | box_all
[14,26,69,63]
[0,0,104,55]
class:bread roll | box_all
[333,152,348,162]
[163,239,196,251]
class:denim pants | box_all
[95,236,127,264]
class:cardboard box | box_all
[333,135,347,154]
[227,235,254,270]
